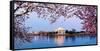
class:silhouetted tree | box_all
[65,30,69,33]
[72,29,76,33]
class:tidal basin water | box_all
[15,35,97,49]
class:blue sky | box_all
[24,12,83,32]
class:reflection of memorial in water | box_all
[54,36,65,46]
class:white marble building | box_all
[55,27,65,34]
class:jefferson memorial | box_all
[55,27,65,34]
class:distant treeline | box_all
[30,29,86,35]
[65,29,85,34]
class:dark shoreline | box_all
[28,33,97,37]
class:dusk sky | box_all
[24,12,84,32]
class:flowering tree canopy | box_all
[13,2,97,42]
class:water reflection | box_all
[69,36,76,42]
[54,36,65,46]
[15,34,97,49]
[30,35,96,46]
